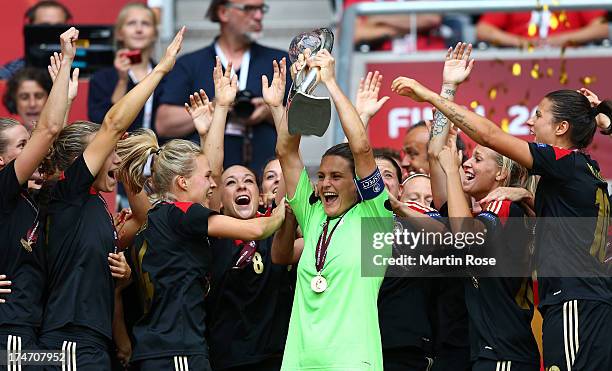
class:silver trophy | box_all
[287,28,334,136]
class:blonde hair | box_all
[493,153,531,189]
[117,129,202,200]
[114,3,158,50]
[41,120,99,176]
[0,118,22,156]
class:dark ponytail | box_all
[545,90,599,149]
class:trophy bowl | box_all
[286,28,335,137]
[288,28,334,64]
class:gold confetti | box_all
[559,11,567,23]
[512,63,522,76]
[528,23,538,37]
[547,67,554,77]
[543,4,549,11]
[559,71,568,84]
[470,101,479,109]
[580,76,596,86]
[488,88,498,100]
[75,39,90,48]
[501,118,510,133]
[531,64,540,79]
[550,14,559,30]
[528,44,535,53]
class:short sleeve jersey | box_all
[131,202,216,361]
[528,143,612,307]
[282,169,393,370]
[158,41,291,142]
[478,11,606,38]
[207,236,293,369]
[0,161,46,328]
[464,200,540,364]
[377,202,440,352]
[42,155,116,339]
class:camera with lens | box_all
[233,90,255,119]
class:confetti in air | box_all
[580,76,596,86]
[488,88,498,100]
[470,101,479,109]
[528,23,538,37]
[531,64,541,79]
[549,14,559,30]
[501,118,510,133]
[512,63,522,76]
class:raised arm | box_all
[207,58,237,176]
[263,58,303,198]
[47,51,79,127]
[84,27,185,176]
[309,50,376,178]
[204,57,237,211]
[391,77,533,169]
[429,42,474,209]
[437,138,484,235]
[14,27,76,185]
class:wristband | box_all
[354,168,385,202]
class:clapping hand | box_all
[355,71,390,124]
[262,58,287,108]
[48,52,79,101]
[185,89,215,137]
[442,42,474,87]
[156,26,185,74]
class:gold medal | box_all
[311,274,328,293]
[20,238,33,253]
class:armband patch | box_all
[354,168,385,202]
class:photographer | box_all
[155,0,291,174]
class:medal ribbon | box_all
[315,206,355,273]
[95,192,120,254]
[233,240,258,269]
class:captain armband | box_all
[354,168,385,202]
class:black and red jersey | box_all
[528,143,611,307]
[206,236,293,369]
[377,201,441,352]
[42,155,115,339]
[0,161,46,329]
[466,199,539,364]
[131,201,216,362]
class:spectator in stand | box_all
[476,9,608,48]
[2,67,52,132]
[88,3,162,134]
[155,0,291,175]
[0,1,72,80]
[343,0,446,52]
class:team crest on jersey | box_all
[547,366,560,371]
